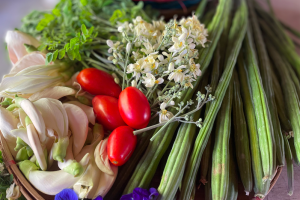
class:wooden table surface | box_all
[0,0,300,200]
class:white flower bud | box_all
[112,73,118,79]
[126,43,131,53]
[113,52,118,58]
[118,26,124,32]
[106,40,113,47]
[158,55,164,61]
[168,62,174,71]
[112,59,118,64]
[108,56,114,61]
[114,78,120,84]
[131,80,137,87]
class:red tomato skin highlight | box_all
[92,95,126,131]
[77,68,121,98]
[107,126,137,166]
[118,87,151,129]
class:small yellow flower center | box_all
[155,80,159,84]
[162,109,168,115]
[145,58,149,62]
[176,69,183,73]
[136,64,141,71]
[190,64,196,72]
[152,63,156,69]
[179,42,183,47]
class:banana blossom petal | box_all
[18,153,90,195]
[66,101,96,125]
[0,107,19,157]
[29,86,76,102]
[63,103,88,157]
[5,30,40,64]
[94,138,114,175]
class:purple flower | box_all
[94,196,103,200]
[121,187,159,200]
[55,189,78,200]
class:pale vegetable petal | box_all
[73,137,102,199]
[27,123,47,171]
[18,109,27,128]
[66,101,95,125]
[34,98,66,138]
[5,30,40,64]
[10,128,29,145]
[93,164,118,198]
[0,107,18,157]
[16,97,46,143]
[63,103,88,157]
[29,86,76,102]
[6,183,21,200]
[10,52,45,74]
[94,138,114,175]
[26,153,90,195]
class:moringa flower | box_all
[142,73,163,88]
[159,102,174,123]
[168,65,186,83]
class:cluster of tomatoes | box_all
[77,68,151,166]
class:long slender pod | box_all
[195,0,208,19]
[266,41,300,166]
[199,45,221,185]
[270,66,293,134]
[225,138,238,200]
[248,0,284,167]
[179,1,248,199]
[232,70,252,194]
[283,134,294,196]
[243,24,274,180]
[157,98,202,199]
[259,19,300,78]
[211,80,233,200]
[237,53,267,198]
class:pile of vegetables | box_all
[0,0,299,199]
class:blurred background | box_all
[0,0,299,199]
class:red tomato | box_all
[107,126,137,166]
[119,87,151,129]
[92,95,126,131]
[77,68,121,98]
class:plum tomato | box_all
[118,87,151,129]
[77,68,121,98]
[107,126,137,166]
[92,95,126,131]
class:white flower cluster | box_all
[107,15,208,123]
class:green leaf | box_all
[45,52,54,65]
[64,43,70,51]
[52,8,61,17]
[88,26,94,36]
[70,38,78,49]
[53,50,59,61]
[81,34,86,42]
[67,49,75,60]
[81,24,88,36]
[80,0,88,6]
[38,44,47,51]
[59,49,66,59]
